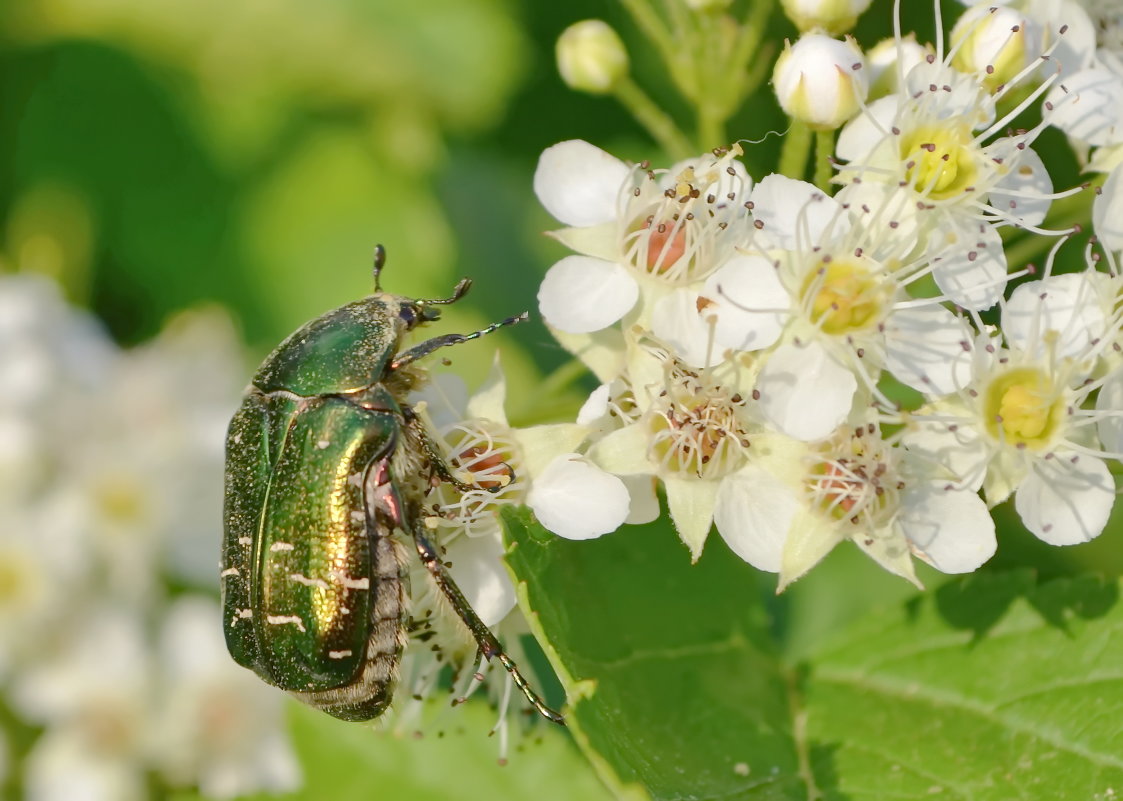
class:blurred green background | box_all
[1,0,1119,798]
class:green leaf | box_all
[502,508,805,801]
[229,697,613,801]
[502,508,1123,800]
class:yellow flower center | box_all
[984,367,1063,449]
[900,124,978,200]
[800,259,888,335]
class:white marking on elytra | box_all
[316,439,331,450]
[266,614,307,632]
[232,433,243,444]
[220,567,240,578]
[270,542,295,552]
[328,650,354,659]
[328,570,370,590]
[231,608,252,626]
[238,537,252,546]
[289,573,329,589]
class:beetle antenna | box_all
[372,244,387,292]
[425,278,472,306]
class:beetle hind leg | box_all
[410,525,565,726]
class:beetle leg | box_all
[401,407,510,495]
[410,525,566,726]
[391,312,529,371]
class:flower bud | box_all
[951,5,1043,91]
[780,0,872,35]
[683,0,733,11]
[772,34,868,130]
[556,20,629,95]
[865,34,934,100]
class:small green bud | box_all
[556,20,629,95]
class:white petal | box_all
[900,483,996,573]
[701,254,791,352]
[410,373,468,430]
[750,174,848,250]
[1096,368,1123,454]
[538,255,638,334]
[576,383,612,425]
[464,352,509,423]
[1003,272,1106,359]
[533,140,631,227]
[622,474,660,525]
[987,146,1052,228]
[929,221,1006,310]
[513,422,590,478]
[901,413,989,490]
[587,423,653,475]
[836,95,900,162]
[1045,68,1123,147]
[663,476,718,561]
[713,467,798,573]
[1094,163,1123,253]
[25,729,145,801]
[884,304,973,395]
[651,289,723,368]
[1015,455,1115,545]
[527,454,630,540]
[757,341,857,442]
[445,534,516,627]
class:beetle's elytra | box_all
[220,246,562,724]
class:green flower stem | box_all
[813,129,835,192]
[730,0,774,98]
[614,76,694,160]
[619,0,677,71]
[778,118,812,181]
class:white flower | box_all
[556,20,629,95]
[772,34,869,130]
[534,140,752,338]
[777,414,996,588]
[903,272,1119,544]
[865,34,934,99]
[588,346,806,561]
[836,55,1061,308]
[660,175,970,440]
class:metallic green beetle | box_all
[220,246,562,724]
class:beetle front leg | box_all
[391,312,528,372]
[403,407,511,495]
[410,525,566,726]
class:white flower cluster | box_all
[0,274,300,799]
[450,2,1123,591]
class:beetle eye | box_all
[398,305,418,328]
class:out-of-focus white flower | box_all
[12,606,152,801]
[556,20,629,95]
[772,34,869,130]
[780,0,873,34]
[152,596,301,798]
